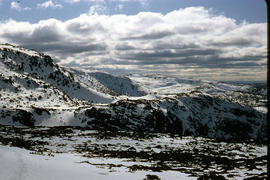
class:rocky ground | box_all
[0,125,267,180]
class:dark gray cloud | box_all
[117,49,220,60]
[22,43,107,58]
[121,30,174,40]
[210,38,255,47]
[3,24,63,44]
[152,42,199,50]
[66,20,105,34]
[115,44,137,51]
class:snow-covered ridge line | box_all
[0,44,267,142]
[0,43,42,57]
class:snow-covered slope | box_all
[0,44,267,142]
[0,44,113,104]
[67,67,145,96]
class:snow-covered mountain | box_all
[0,44,267,142]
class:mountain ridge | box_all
[0,44,267,142]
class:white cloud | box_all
[62,0,149,6]
[62,0,105,3]
[10,1,31,11]
[37,0,63,9]
[110,0,149,6]
[0,7,266,81]
[89,4,108,15]
[115,4,124,10]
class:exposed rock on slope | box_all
[75,95,266,141]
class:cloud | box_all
[115,4,124,11]
[89,4,108,15]
[1,19,63,44]
[62,0,149,6]
[37,0,63,9]
[62,0,105,3]
[110,0,149,6]
[0,7,266,81]
[10,1,31,11]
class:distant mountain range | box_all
[0,44,266,142]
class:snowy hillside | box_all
[0,44,113,104]
[67,67,146,97]
[0,44,267,142]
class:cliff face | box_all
[0,44,267,142]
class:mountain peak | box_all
[0,43,42,58]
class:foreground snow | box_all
[0,126,267,180]
[0,143,193,180]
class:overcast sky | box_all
[0,0,267,81]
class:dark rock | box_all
[12,109,35,127]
